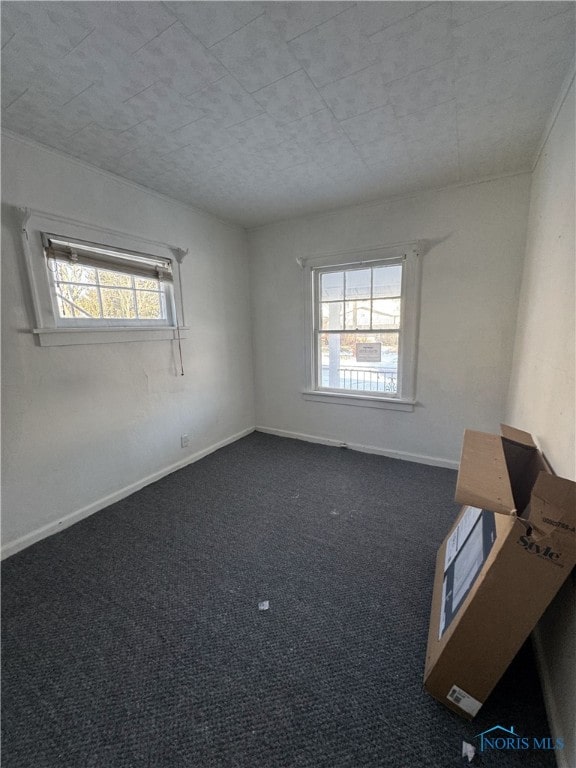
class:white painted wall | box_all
[506,80,575,768]
[248,175,532,466]
[1,133,255,554]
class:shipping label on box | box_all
[439,510,496,638]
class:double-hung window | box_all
[303,245,421,410]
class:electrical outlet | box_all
[181,434,189,448]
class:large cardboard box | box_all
[423,425,576,719]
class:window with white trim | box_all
[19,207,187,347]
[43,233,175,328]
[303,245,421,410]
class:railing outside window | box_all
[321,366,397,393]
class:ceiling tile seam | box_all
[125,18,236,101]
[314,48,455,95]
[60,28,96,59]
[518,3,576,26]
[315,60,376,93]
[203,11,268,49]
[390,93,457,124]
[339,139,374,177]
[2,130,246,232]
[244,64,303,96]
[453,10,576,84]
[166,111,210,136]
[59,81,97,109]
[385,58,457,107]
[2,32,15,50]
[129,19,180,55]
[220,108,267,131]
[453,4,574,41]
[182,64,238,102]
[184,73,229,100]
[344,131,387,157]
[3,87,29,112]
[334,95,391,126]
[214,102,328,138]
[281,3,359,44]
[114,119,160,146]
[545,4,576,21]
[323,56,455,126]
[199,109,256,134]
[328,97,394,125]
[61,120,106,142]
[295,66,369,170]
[180,27,301,99]
[364,2,435,39]
[275,106,328,132]
[452,3,512,28]
[159,1,180,24]
[298,66,350,129]
[122,80,163,105]
[250,68,310,97]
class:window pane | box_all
[345,300,371,329]
[134,276,158,290]
[372,298,401,329]
[70,286,101,318]
[345,268,371,299]
[98,268,132,288]
[318,331,399,394]
[56,283,100,318]
[55,260,96,284]
[136,291,162,319]
[321,301,343,330]
[373,265,401,297]
[101,288,137,319]
[321,271,343,301]
[55,284,76,318]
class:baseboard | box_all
[2,424,457,559]
[254,426,459,469]
[1,427,255,560]
[532,627,572,768]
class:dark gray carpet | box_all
[2,432,556,767]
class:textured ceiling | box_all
[2,1,575,226]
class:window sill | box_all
[32,326,189,347]
[302,390,415,411]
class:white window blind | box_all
[42,233,173,280]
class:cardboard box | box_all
[423,425,576,719]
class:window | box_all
[43,233,175,328]
[302,244,421,410]
[19,207,187,346]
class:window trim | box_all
[300,243,422,411]
[18,207,189,346]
